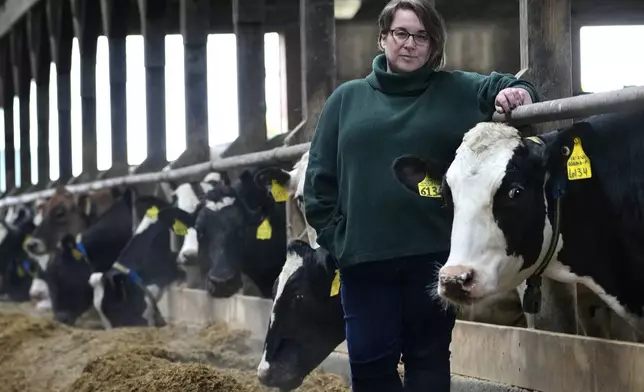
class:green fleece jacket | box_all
[303,53,539,269]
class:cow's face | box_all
[257,241,345,390]
[393,122,558,305]
[26,187,102,255]
[45,235,94,325]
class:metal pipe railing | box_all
[492,85,644,125]
[0,142,310,208]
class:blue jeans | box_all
[340,252,456,392]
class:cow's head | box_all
[45,191,134,325]
[257,240,344,390]
[160,169,276,297]
[25,186,119,255]
[0,205,36,271]
[254,151,318,248]
[170,177,222,266]
[393,122,562,306]
[46,234,95,325]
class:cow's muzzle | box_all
[438,265,476,304]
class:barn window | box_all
[580,25,644,93]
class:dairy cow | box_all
[0,205,38,302]
[45,189,135,325]
[89,196,186,329]
[393,110,644,335]
[159,168,287,298]
[24,186,121,256]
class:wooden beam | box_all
[233,0,267,152]
[70,0,101,180]
[26,4,52,187]
[137,0,168,163]
[284,0,336,145]
[100,0,128,171]
[180,0,210,155]
[46,0,74,182]
[518,0,578,335]
[10,22,32,189]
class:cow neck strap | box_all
[521,172,566,315]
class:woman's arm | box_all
[303,88,343,253]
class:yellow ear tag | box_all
[16,265,24,278]
[172,219,188,236]
[417,175,441,198]
[567,137,592,181]
[22,235,32,249]
[330,269,341,297]
[270,180,290,202]
[256,218,272,240]
[146,206,159,220]
[71,248,83,260]
[526,136,543,145]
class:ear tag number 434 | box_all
[567,137,592,181]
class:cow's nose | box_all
[438,266,475,301]
[178,249,198,265]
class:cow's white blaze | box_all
[177,228,199,264]
[440,123,553,298]
[258,249,304,376]
[174,181,217,263]
[289,152,319,248]
[89,272,112,330]
[29,277,49,301]
[205,197,235,212]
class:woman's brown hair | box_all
[377,0,447,69]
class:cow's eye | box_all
[508,186,523,199]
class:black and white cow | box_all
[159,168,287,298]
[0,204,38,302]
[88,196,186,329]
[256,240,344,390]
[392,109,644,335]
[45,189,135,325]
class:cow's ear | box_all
[392,155,435,195]
[157,207,195,236]
[253,167,292,202]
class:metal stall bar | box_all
[492,85,644,126]
[0,143,311,208]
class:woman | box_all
[303,0,539,391]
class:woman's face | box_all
[380,9,432,73]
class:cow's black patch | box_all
[492,139,548,271]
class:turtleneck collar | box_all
[366,53,435,95]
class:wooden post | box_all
[70,0,101,179]
[10,23,32,189]
[100,0,129,173]
[27,4,53,188]
[519,0,578,335]
[0,38,16,192]
[233,0,267,149]
[47,0,74,183]
[284,0,336,145]
[283,23,303,132]
[137,0,167,164]
[180,0,210,154]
